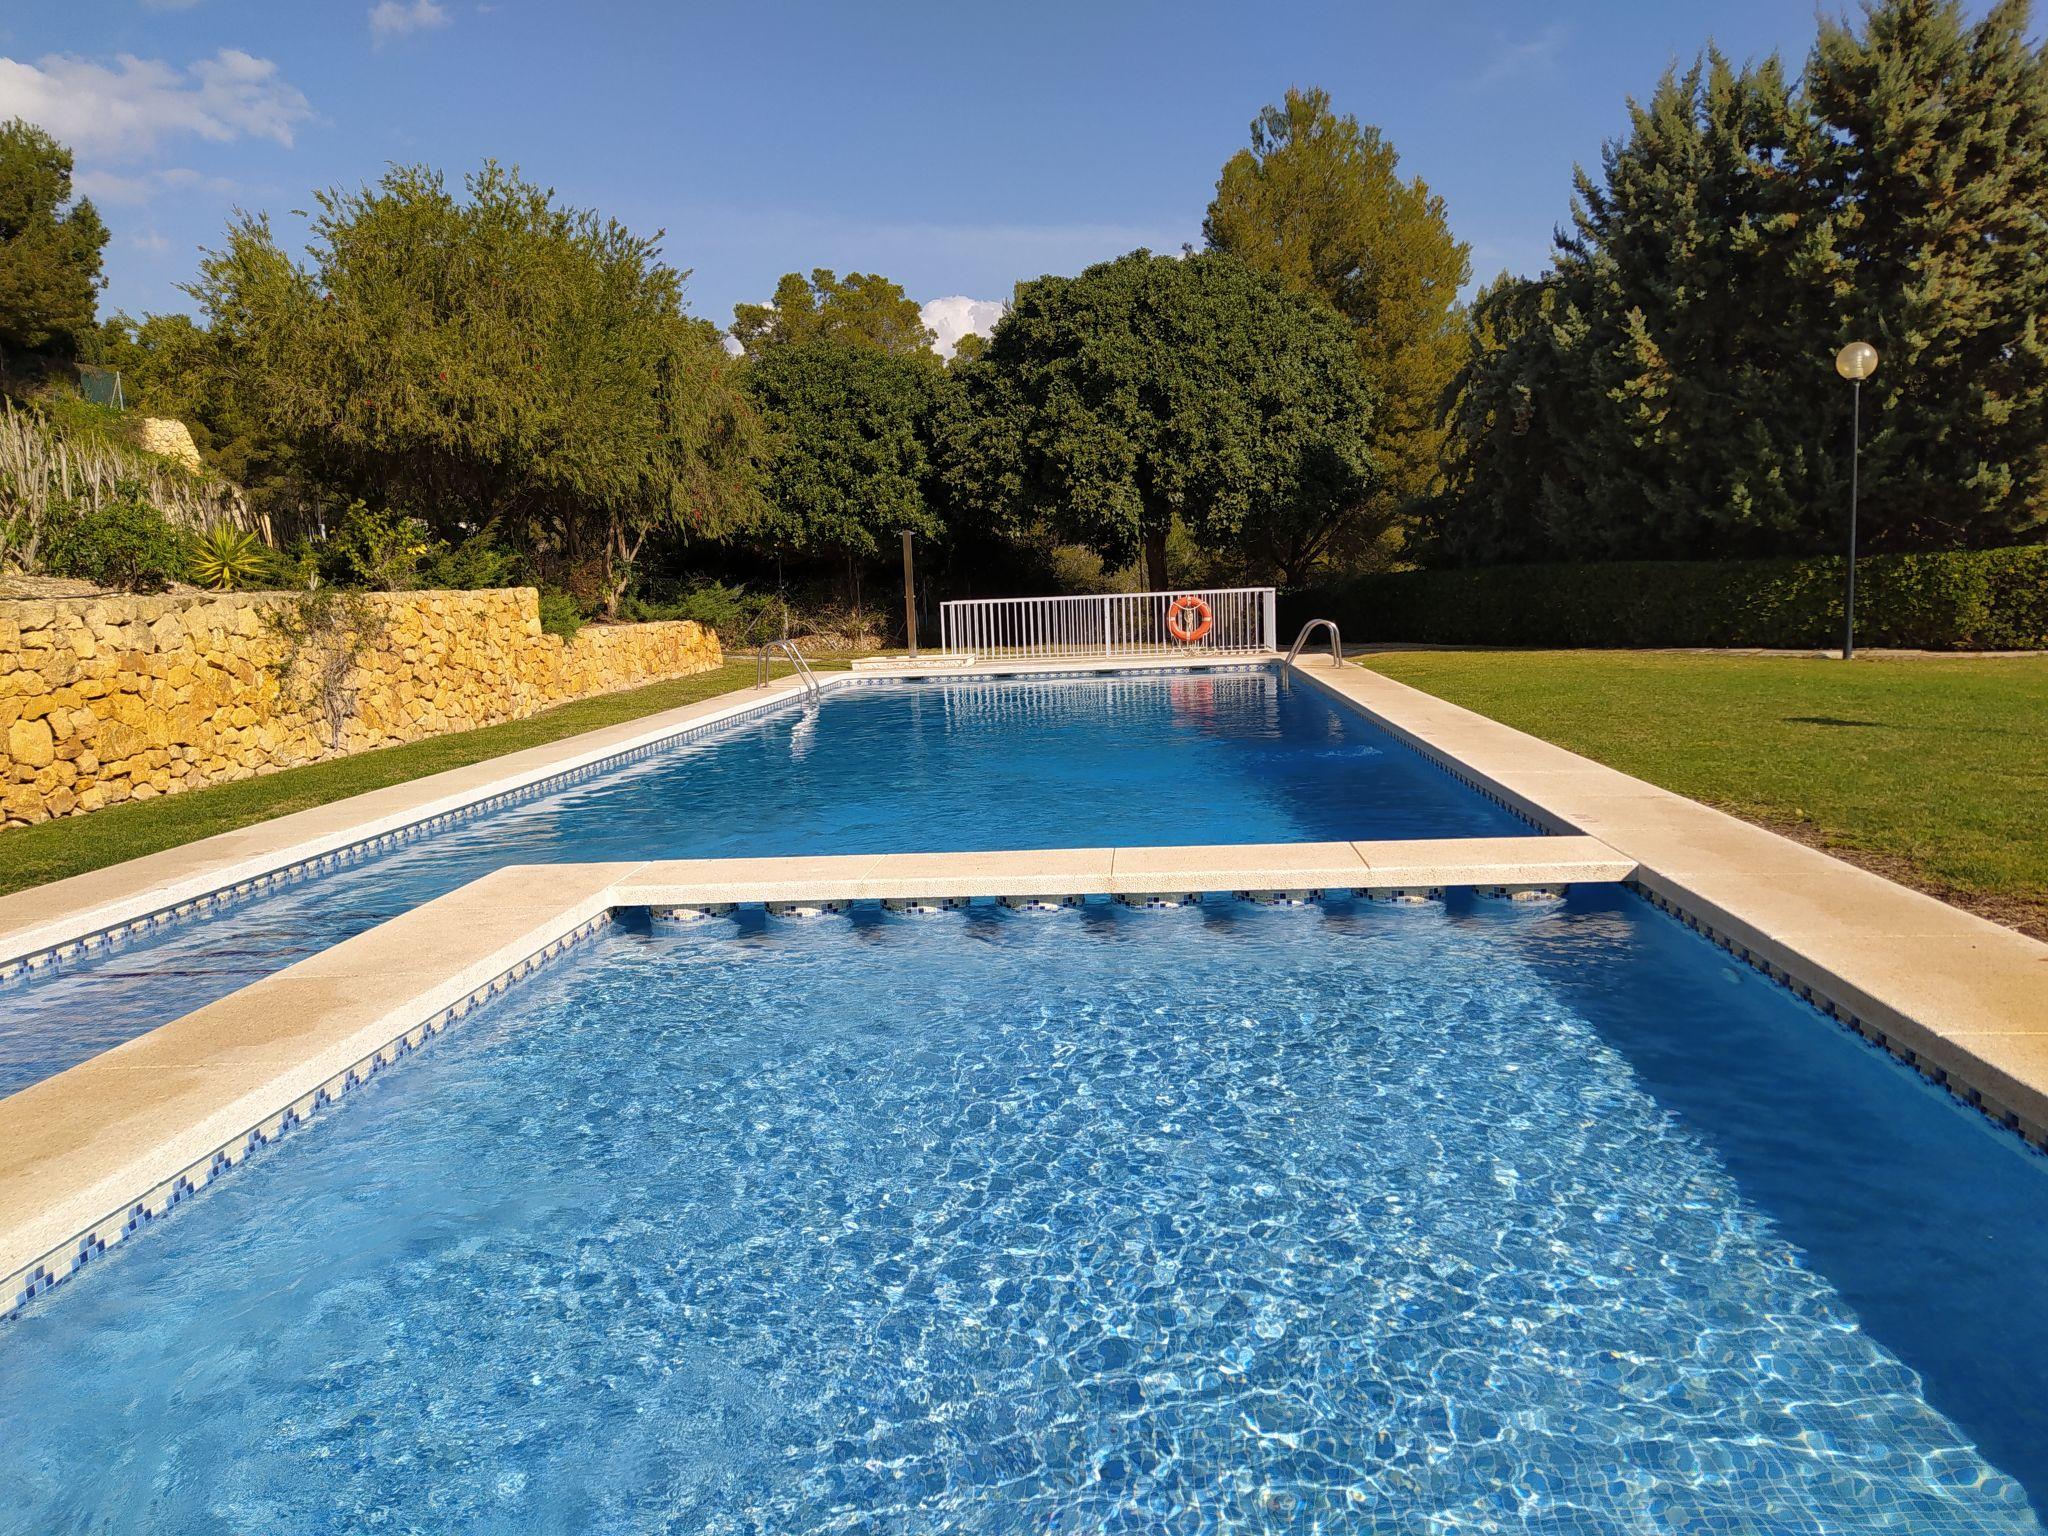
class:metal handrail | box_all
[1284,619,1344,671]
[755,639,822,699]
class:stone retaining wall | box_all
[0,588,722,825]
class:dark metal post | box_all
[900,530,917,657]
[1844,380,1860,661]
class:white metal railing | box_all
[939,587,1277,660]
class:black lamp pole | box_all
[1833,341,1878,660]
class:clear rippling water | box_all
[4,891,2044,1533]
[0,670,1531,1097]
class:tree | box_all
[746,342,950,580]
[188,162,763,614]
[944,249,1380,589]
[1805,0,2048,549]
[1205,88,1468,548]
[1436,0,2048,564]
[731,268,936,357]
[0,120,108,356]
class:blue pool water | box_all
[6,892,2045,1533]
[0,670,1528,1096]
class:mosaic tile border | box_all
[1283,667,1559,835]
[17,874,2025,1332]
[1626,881,2048,1156]
[841,660,1274,687]
[1,909,618,1322]
[0,663,1277,987]
[0,686,819,985]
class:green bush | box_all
[536,587,585,639]
[40,489,193,592]
[1284,547,2048,651]
[621,580,786,645]
[417,533,521,591]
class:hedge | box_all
[1284,546,2048,651]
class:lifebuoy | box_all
[1165,594,1213,644]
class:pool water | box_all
[0,670,1528,1096]
[6,892,2044,1533]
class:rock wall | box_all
[0,588,722,825]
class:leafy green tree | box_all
[746,342,949,576]
[0,119,108,356]
[1438,1,2048,564]
[187,162,764,614]
[1205,88,1467,546]
[1805,0,2048,549]
[944,249,1380,588]
[732,269,935,357]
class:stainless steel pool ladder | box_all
[1283,619,1345,681]
[755,639,823,700]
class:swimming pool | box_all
[5,893,2044,1532]
[0,668,1530,1096]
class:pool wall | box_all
[4,650,2045,1325]
[0,658,1306,980]
[0,835,1636,1316]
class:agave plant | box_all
[188,524,273,591]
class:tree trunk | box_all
[1143,525,1169,592]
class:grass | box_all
[1360,649,2048,937]
[0,657,855,898]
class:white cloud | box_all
[128,231,172,254]
[0,49,312,157]
[921,296,1006,359]
[74,165,238,205]
[1469,24,1567,91]
[369,0,451,41]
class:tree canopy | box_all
[746,341,949,567]
[1205,88,1468,541]
[0,119,108,357]
[944,249,1380,588]
[187,162,762,612]
[1437,0,2048,564]
[731,268,937,357]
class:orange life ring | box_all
[1165,594,1213,644]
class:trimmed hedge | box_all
[1286,546,2048,651]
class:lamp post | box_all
[1834,341,1878,660]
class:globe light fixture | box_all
[1833,342,1878,658]
[1835,340,1878,383]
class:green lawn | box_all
[1361,650,2048,936]
[0,657,845,898]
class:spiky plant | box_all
[188,524,272,591]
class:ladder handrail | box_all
[756,639,822,699]
[1284,618,1344,670]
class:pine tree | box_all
[0,120,109,357]
[1806,0,2048,549]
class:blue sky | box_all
[0,1,2009,349]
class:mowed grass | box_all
[1361,649,2048,936]
[0,657,852,898]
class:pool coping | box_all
[0,653,1276,977]
[3,649,2045,1321]
[1285,656,2048,1144]
[0,836,1633,1314]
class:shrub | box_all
[320,502,432,589]
[622,580,786,645]
[39,488,193,592]
[537,587,585,639]
[417,534,520,591]
[1284,546,2048,651]
[188,524,273,590]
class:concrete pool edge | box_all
[0,837,1632,1317]
[1287,656,2048,1143]
[0,655,1283,977]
